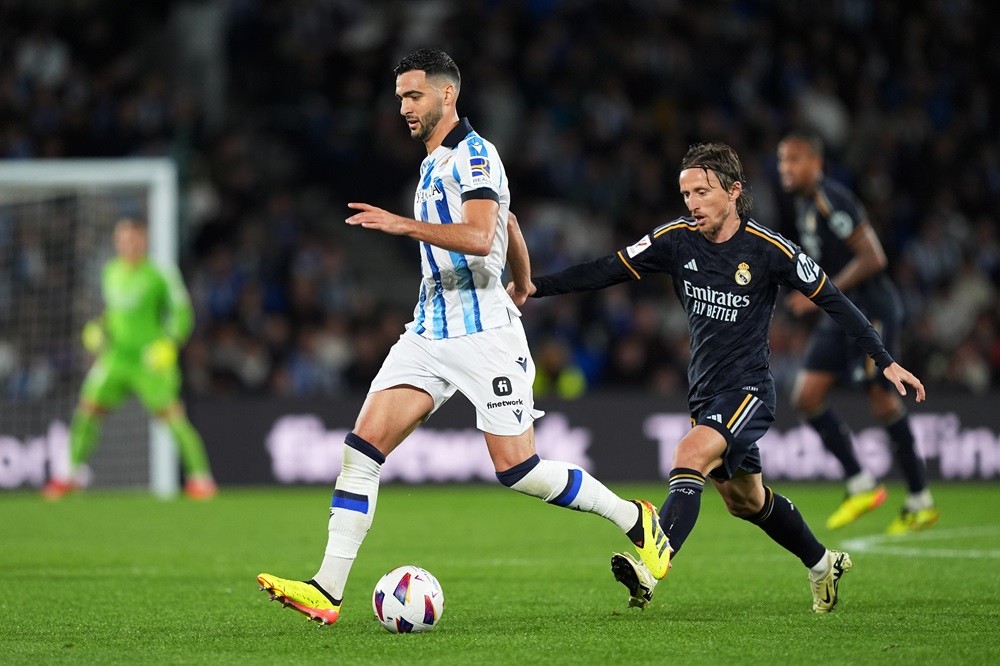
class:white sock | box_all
[905,489,934,512]
[312,443,382,600]
[508,459,639,533]
[846,470,876,496]
[808,549,832,581]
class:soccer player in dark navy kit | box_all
[510,142,926,612]
[778,131,938,535]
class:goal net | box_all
[0,159,180,497]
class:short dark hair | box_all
[680,142,753,217]
[393,48,461,90]
[781,129,825,158]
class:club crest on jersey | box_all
[626,235,651,258]
[734,262,752,285]
[795,252,820,284]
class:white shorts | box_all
[369,318,543,436]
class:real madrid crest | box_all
[735,262,751,285]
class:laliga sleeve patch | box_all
[625,235,652,258]
[468,155,492,188]
[795,252,821,284]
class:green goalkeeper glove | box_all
[143,337,178,372]
[81,319,106,353]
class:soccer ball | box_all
[372,565,445,633]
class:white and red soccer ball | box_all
[372,565,445,633]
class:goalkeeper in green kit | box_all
[43,218,217,500]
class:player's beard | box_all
[698,207,735,241]
[411,102,444,143]
[698,218,725,240]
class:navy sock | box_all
[658,468,705,557]
[745,487,826,568]
[806,409,862,477]
[885,415,927,493]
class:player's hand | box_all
[143,337,178,372]
[506,280,536,307]
[785,290,818,316]
[346,203,413,236]
[81,319,105,353]
[883,362,926,403]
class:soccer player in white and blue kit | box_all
[257,48,669,627]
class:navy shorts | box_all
[802,285,903,390]
[692,389,774,482]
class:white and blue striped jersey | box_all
[409,118,517,339]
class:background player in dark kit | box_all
[778,131,938,534]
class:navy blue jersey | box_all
[532,216,893,411]
[793,177,897,308]
[793,178,865,275]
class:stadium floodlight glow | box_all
[0,158,180,498]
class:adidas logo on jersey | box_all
[706,413,722,423]
[684,258,699,271]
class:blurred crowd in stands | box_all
[1,0,998,400]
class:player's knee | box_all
[671,443,720,477]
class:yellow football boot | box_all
[886,507,940,535]
[810,550,853,613]
[257,573,341,625]
[825,485,888,530]
[629,500,671,580]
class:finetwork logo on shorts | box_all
[492,376,512,396]
[486,398,523,410]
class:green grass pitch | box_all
[3,482,1000,665]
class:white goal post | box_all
[0,158,181,498]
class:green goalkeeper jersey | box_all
[101,257,193,356]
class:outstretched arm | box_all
[531,253,634,298]
[346,199,500,256]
